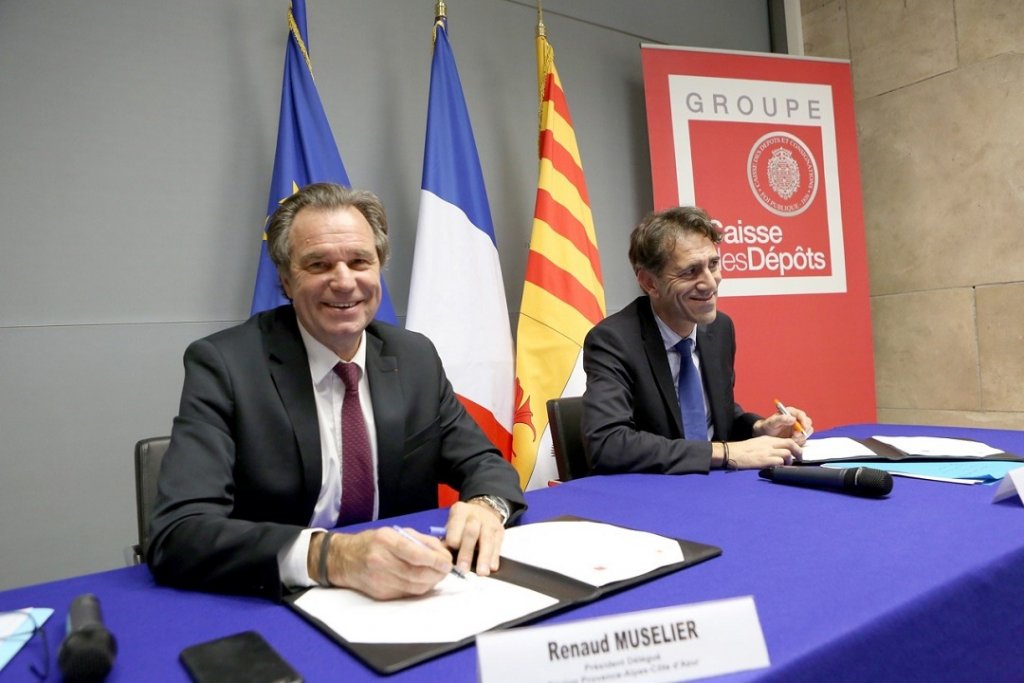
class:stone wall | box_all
[802,0,1024,428]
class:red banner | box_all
[641,46,875,429]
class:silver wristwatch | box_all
[471,495,511,526]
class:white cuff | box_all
[277,527,322,588]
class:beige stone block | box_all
[802,1,850,60]
[977,283,1024,411]
[956,0,1024,65]
[872,289,979,411]
[802,0,832,13]
[857,54,1024,295]
[877,407,1024,430]
[847,0,956,98]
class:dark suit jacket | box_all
[147,306,525,598]
[582,296,760,474]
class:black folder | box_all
[284,516,721,675]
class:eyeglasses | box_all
[0,609,50,680]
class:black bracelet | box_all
[720,440,732,470]
[317,531,334,587]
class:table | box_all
[2,424,1022,682]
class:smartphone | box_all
[180,630,303,683]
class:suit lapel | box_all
[265,309,322,507]
[364,327,402,513]
[637,299,683,437]
[696,322,727,439]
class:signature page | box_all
[293,573,557,644]
[499,520,684,587]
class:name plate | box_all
[993,466,1024,506]
[476,596,769,683]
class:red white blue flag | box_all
[406,13,514,458]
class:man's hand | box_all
[313,528,453,600]
[725,435,802,469]
[438,499,506,577]
[754,405,813,445]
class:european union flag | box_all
[251,0,397,323]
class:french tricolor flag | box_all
[406,15,514,459]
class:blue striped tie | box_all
[675,338,707,440]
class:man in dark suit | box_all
[148,183,524,600]
[582,206,812,475]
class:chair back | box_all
[546,396,590,481]
[133,436,170,563]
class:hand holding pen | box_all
[773,398,813,441]
[392,525,467,579]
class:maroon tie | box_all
[333,362,374,525]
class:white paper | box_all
[800,437,877,463]
[0,613,28,641]
[293,572,557,644]
[476,596,769,683]
[499,521,685,587]
[0,608,53,672]
[872,435,1002,458]
[992,467,1024,505]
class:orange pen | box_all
[773,398,806,435]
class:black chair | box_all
[546,396,590,482]
[129,436,170,564]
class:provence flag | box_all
[406,12,514,460]
[512,18,605,490]
[251,0,396,324]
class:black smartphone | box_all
[180,630,303,683]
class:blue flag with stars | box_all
[251,0,397,323]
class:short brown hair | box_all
[628,206,721,275]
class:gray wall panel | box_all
[0,322,232,586]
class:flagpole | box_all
[433,0,446,44]
[535,1,552,134]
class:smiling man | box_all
[148,183,524,600]
[581,206,812,475]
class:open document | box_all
[801,435,1019,464]
[499,520,684,586]
[285,517,720,674]
[293,573,555,644]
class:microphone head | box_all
[58,625,117,683]
[849,466,894,497]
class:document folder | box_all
[284,516,721,674]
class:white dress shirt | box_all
[278,323,379,587]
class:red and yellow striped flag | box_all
[512,17,605,490]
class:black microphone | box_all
[57,594,117,683]
[759,465,893,497]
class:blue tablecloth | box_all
[2,424,1022,682]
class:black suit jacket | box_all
[582,296,760,474]
[147,306,525,597]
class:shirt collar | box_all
[295,322,368,384]
[650,300,697,352]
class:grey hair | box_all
[265,182,390,271]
